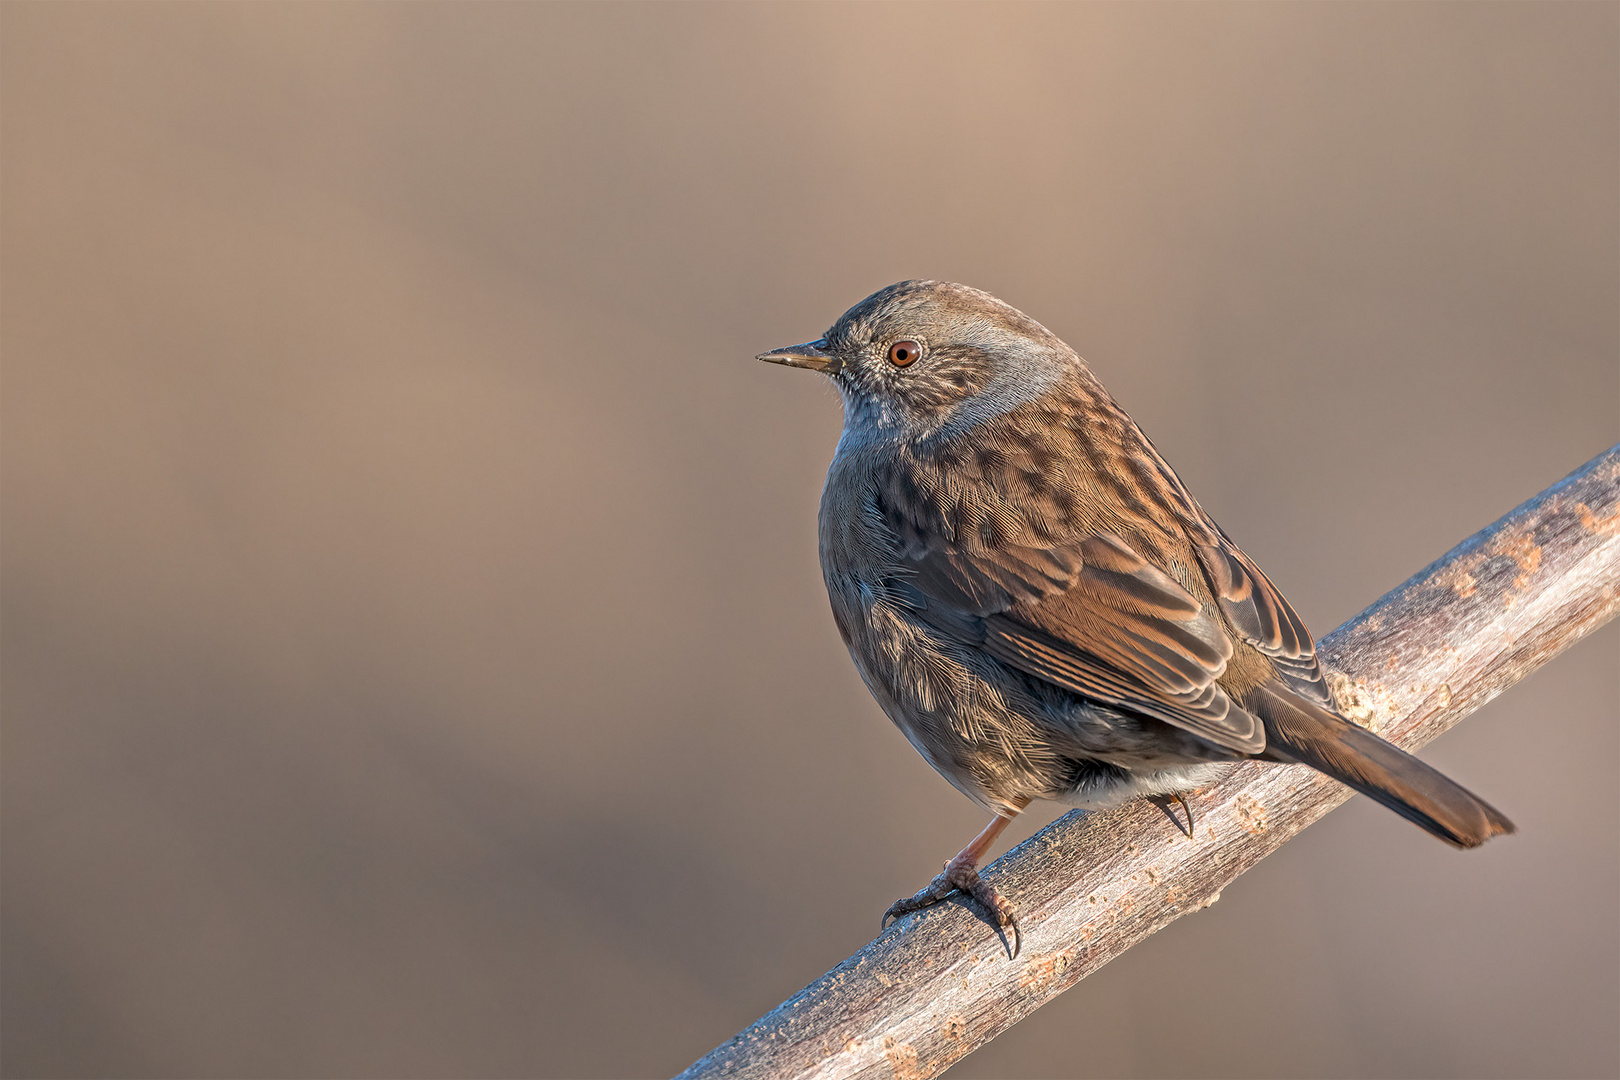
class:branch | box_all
[679,446,1620,1080]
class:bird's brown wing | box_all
[1193,539,1333,707]
[894,531,1265,754]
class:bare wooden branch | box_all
[679,446,1620,1080]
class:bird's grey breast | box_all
[816,443,1006,802]
[817,441,898,638]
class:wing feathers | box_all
[909,542,1083,614]
[1195,543,1331,705]
[895,528,1266,754]
[979,616,1263,753]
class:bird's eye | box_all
[887,340,921,367]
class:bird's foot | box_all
[881,856,1021,959]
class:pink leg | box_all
[882,798,1030,958]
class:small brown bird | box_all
[760,280,1513,957]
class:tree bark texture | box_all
[678,445,1620,1080]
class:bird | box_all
[759,280,1514,958]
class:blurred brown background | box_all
[3,4,1616,1078]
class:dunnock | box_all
[760,280,1512,957]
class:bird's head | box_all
[759,280,1077,443]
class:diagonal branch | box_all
[679,446,1620,1080]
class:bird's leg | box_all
[882,797,1030,958]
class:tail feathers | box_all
[1249,682,1515,848]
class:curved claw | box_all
[1150,792,1197,838]
[1171,792,1195,837]
[881,871,958,929]
[955,866,1022,960]
[880,862,1022,960]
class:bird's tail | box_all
[1249,681,1514,848]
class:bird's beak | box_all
[758,339,841,375]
